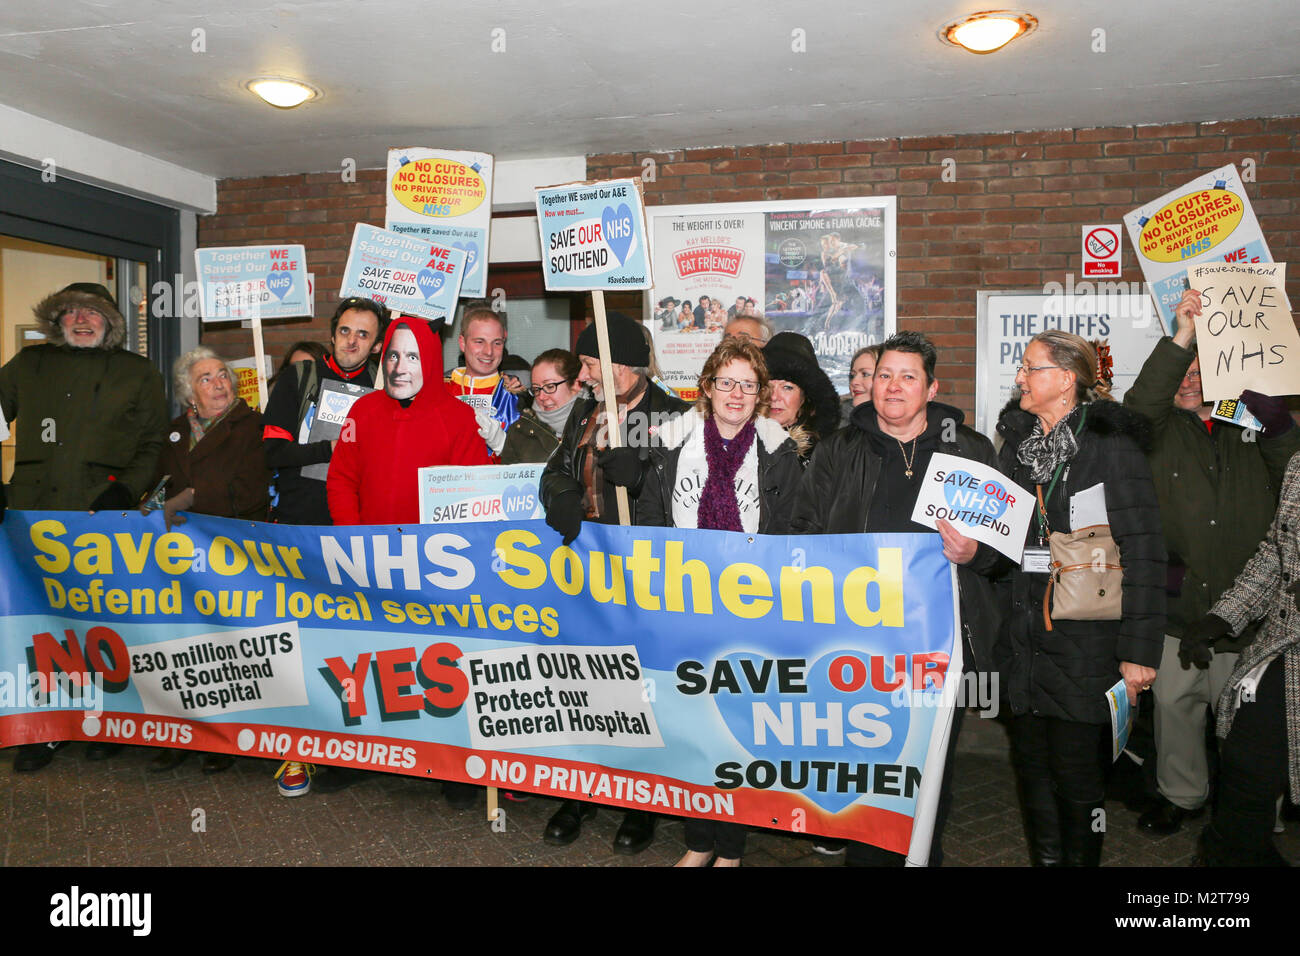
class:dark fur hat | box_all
[762,331,841,442]
[33,283,126,349]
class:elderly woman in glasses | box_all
[637,336,803,866]
[995,330,1164,866]
[501,349,584,465]
[146,345,270,773]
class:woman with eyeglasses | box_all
[637,336,803,866]
[500,349,583,465]
[995,330,1165,866]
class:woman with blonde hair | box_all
[995,330,1164,865]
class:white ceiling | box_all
[2,0,1298,181]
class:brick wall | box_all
[199,117,1300,418]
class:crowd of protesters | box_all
[2,281,1298,868]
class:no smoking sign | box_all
[1082,224,1121,277]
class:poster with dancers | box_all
[647,197,895,395]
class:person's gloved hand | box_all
[1179,613,1231,669]
[474,409,507,455]
[1240,390,1294,438]
[162,487,196,532]
[545,490,584,546]
[88,480,134,513]
[595,446,647,489]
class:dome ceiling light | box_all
[940,10,1038,54]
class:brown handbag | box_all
[1036,486,1123,630]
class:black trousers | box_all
[683,819,747,859]
[1208,659,1289,866]
[1009,713,1108,805]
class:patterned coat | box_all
[1211,454,1300,802]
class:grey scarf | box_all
[536,396,578,437]
[1016,405,1084,484]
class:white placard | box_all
[910,453,1034,562]
[463,644,664,750]
[129,622,308,719]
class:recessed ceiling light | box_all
[246,76,319,109]
[940,10,1037,54]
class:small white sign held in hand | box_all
[910,453,1034,562]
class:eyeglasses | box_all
[530,381,570,395]
[1183,369,1201,382]
[711,376,760,395]
[1015,364,1062,376]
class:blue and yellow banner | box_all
[0,511,959,852]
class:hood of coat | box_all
[654,407,792,455]
[996,395,1154,452]
[34,286,127,350]
[378,317,453,409]
[851,398,967,445]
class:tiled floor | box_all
[4,712,1296,867]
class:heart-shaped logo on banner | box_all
[601,204,634,266]
[452,241,479,276]
[710,649,916,814]
[500,483,538,520]
[416,269,444,299]
[265,272,294,300]
[943,469,1011,522]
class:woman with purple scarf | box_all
[637,336,804,865]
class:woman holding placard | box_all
[637,336,803,865]
[995,330,1164,866]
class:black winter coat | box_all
[637,410,803,534]
[789,401,1008,673]
[540,383,690,524]
[996,398,1166,724]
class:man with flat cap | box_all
[539,311,689,853]
[0,282,168,771]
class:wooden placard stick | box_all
[592,290,631,525]
[250,309,270,413]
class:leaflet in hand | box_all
[300,379,373,481]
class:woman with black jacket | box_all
[996,330,1165,866]
[637,336,803,864]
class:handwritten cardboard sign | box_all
[1189,262,1300,400]
[910,453,1034,562]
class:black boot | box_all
[1057,795,1104,867]
[1017,777,1062,866]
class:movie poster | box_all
[648,199,895,396]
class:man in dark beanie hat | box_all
[0,281,167,771]
[761,331,842,463]
[538,310,689,853]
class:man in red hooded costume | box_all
[328,316,487,525]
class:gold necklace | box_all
[897,437,918,479]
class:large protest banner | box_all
[385,148,494,300]
[647,199,896,396]
[1123,164,1274,334]
[0,511,958,853]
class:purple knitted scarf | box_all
[697,417,756,531]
